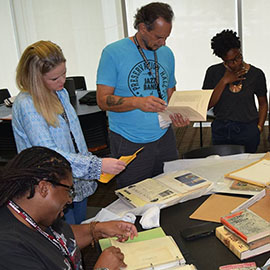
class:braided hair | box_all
[0,146,71,206]
[211,29,241,58]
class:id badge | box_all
[158,114,171,129]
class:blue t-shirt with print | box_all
[97,38,176,143]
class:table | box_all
[0,104,12,120]
[0,90,101,119]
[97,154,270,269]
[0,90,109,161]
[159,194,269,270]
[83,193,270,270]
[199,107,215,147]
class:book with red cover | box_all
[220,209,270,243]
[216,226,270,260]
[219,262,256,270]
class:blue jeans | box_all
[211,119,260,153]
[64,197,88,224]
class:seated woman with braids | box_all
[0,146,137,270]
[12,40,127,224]
[202,29,268,153]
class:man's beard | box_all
[142,37,155,51]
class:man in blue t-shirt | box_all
[97,2,189,188]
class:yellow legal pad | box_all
[98,147,144,183]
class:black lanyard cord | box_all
[61,109,79,154]
[133,34,163,100]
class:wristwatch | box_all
[94,268,109,270]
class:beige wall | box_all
[1,0,269,96]
[1,0,124,95]
[0,0,19,96]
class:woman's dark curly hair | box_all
[0,146,71,206]
[134,2,174,31]
[211,29,241,58]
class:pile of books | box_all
[216,208,270,260]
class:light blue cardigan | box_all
[12,89,101,202]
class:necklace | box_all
[229,81,243,93]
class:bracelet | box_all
[89,221,100,247]
[257,125,262,132]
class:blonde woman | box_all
[12,40,126,224]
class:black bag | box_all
[79,91,97,106]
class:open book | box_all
[115,170,212,208]
[158,90,213,122]
[111,236,185,270]
[225,152,270,187]
[99,227,196,270]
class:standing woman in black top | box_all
[202,29,268,153]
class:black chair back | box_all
[182,144,245,159]
[0,121,17,165]
[64,78,76,98]
[0,89,11,104]
[79,111,110,157]
[66,76,87,91]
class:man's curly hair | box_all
[133,2,174,31]
[211,29,241,58]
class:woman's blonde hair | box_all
[16,40,66,127]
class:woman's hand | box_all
[101,158,126,175]
[94,246,126,270]
[223,64,247,84]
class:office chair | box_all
[64,78,76,97]
[63,78,77,107]
[66,76,87,91]
[0,88,11,104]
[268,91,270,142]
[79,111,110,157]
[182,144,245,159]
[0,121,17,165]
